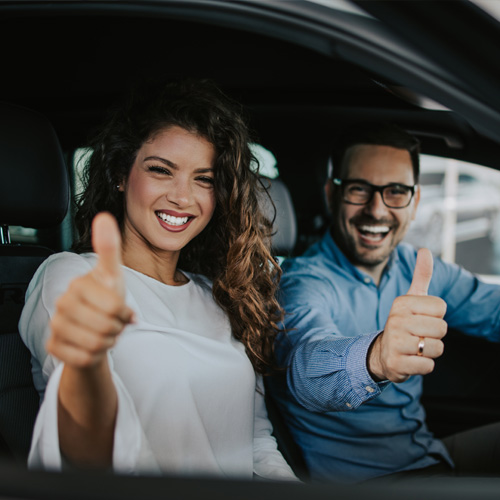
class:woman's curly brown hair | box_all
[72,78,283,375]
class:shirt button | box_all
[346,403,352,408]
[364,277,371,284]
[366,386,375,393]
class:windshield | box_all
[304,0,372,16]
[472,0,500,21]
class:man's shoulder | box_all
[394,242,457,272]
[395,242,418,264]
[281,247,331,279]
[393,243,462,289]
[280,241,348,296]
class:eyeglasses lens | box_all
[343,182,412,208]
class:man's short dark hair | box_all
[329,122,421,183]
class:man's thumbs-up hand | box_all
[48,212,135,368]
[368,248,447,384]
[407,248,433,296]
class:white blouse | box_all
[19,252,296,480]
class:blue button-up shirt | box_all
[269,231,500,483]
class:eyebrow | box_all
[144,155,214,174]
[347,178,413,187]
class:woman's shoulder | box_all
[28,251,97,294]
[183,271,213,292]
[39,251,97,275]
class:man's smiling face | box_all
[327,144,420,278]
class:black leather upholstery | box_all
[0,102,69,463]
[0,102,69,228]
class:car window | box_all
[404,154,500,280]
[73,147,92,199]
[9,225,37,244]
[249,143,279,179]
[419,172,445,187]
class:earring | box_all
[116,184,121,190]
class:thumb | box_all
[91,212,124,293]
[407,247,433,296]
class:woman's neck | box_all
[121,242,186,286]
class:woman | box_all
[19,79,297,480]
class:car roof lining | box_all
[0,1,499,174]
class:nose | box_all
[166,176,193,207]
[363,191,389,219]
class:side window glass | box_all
[73,147,92,198]
[9,225,37,244]
[249,143,279,179]
[404,155,500,279]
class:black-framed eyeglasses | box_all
[332,178,416,209]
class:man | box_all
[268,122,500,483]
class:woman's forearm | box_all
[57,356,117,468]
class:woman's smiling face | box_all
[120,125,216,260]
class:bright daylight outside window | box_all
[249,143,279,179]
[404,155,500,282]
[8,225,37,244]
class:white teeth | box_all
[157,212,189,226]
[359,225,390,234]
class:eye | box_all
[196,175,215,186]
[348,183,370,195]
[148,165,171,175]
[386,185,409,197]
[196,175,214,186]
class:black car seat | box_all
[0,101,69,464]
[260,176,309,480]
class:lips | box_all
[353,219,394,245]
[155,210,194,232]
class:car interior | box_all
[0,0,500,496]
[0,101,69,463]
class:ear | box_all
[411,184,421,220]
[324,178,334,214]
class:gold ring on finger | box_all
[417,337,425,357]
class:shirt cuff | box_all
[345,331,387,404]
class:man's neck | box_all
[355,262,386,286]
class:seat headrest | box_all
[0,102,69,229]
[260,177,297,256]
